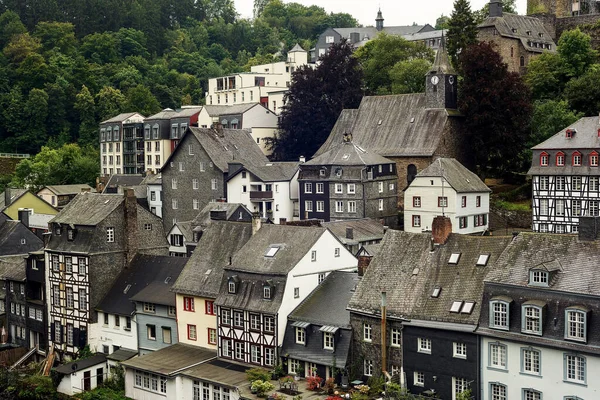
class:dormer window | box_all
[565,307,588,342]
[530,270,549,286]
[522,301,544,335]
[67,228,74,241]
[54,225,61,235]
[263,285,271,299]
[540,152,549,166]
[556,152,565,166]
[573,151,582,166]
[590,151,598,167]
[228,276,239,294]
[566,128,576,139]
[489,297,512,330]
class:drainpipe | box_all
[381,291,387,375]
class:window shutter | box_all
[50,322,55,341]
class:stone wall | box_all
[556,14,600,48]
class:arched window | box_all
[540,152,549,166]
[407,164,417,185]
[573,151,582,166]
[510,47,514,57]
[520,56,525,67]
[556,152,565,166]
[590,151,598,167]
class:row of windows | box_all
[537,223,578,234]
[413,372,469,399]
[182,298,215,315]
[295,327,335,350]
[539,151,598,167]
[489,300,588,342]
[412,214,488,228]
[53,321,75,346]
[412,195,482,208]
[100,126,120,142]
[538,198,599,217]
[537,176,599,191]
[304,181,394,194]
[208,90,256,106]
[146,324,173,344]
[171,178,217,190]
[134,370,167,394]
[305,199,385,213]
[102,313,132,330]
[6,281,25,294]
[146,155,162,166]
[171,198,203,210]
[186,324,216,345]
[50,254,88,273]
[221,339,276,365]
[220,309,275,332]
[102,155,121,166]
[52,285,87,310]
[141,302,177,317]
[101,142,120,153]
[192,381,230,400]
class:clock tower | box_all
[425,37,458,110]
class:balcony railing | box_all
[250,190,273,200]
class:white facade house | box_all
[143,173,163,217]
[215,225,357,368]
[166,222,192,257]
[87,311,137,355]
[100,113,145,176]
[404,158,490,234]
[226,161,300,222]
[205,44,310,115]
[55,354,108,396]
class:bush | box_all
[246,368,272,383]
[271,363,285,379]
[306,376,323,391]
[251,380,275,397]
[324,377,335,394]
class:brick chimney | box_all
[357,254,372,276]
[123,189,139,263]
[432,215,452,245]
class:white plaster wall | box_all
[167,225,186,255]
[273,181,294,222]
[481,336,600,400]
[58,364,106,396]
[176,294,217,350]
[277,230,357,342]
[88,312,138,354]
[242,105,278,129]
[37,188,57,207]
[125,368,173,400]
[147,183,163,218]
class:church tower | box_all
[376,9,384,31]
[425,37,458,109]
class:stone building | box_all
[160,126,267,231]
[45,191,168,358]
[314,40,464,209]
[478,0,557,74]
[299,134,398,227]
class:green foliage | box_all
[435,15,450,30]
[456,389,473,400]
[557,28,597,78]
[250,379,275,397]
[524,52,565,100]
[246,367,273,383]
[447,0,478,72]
[355,33,433,94]
[75,387,128,400]
[390,58,432,94]
[530,100,582,146]
[564,66,600,115]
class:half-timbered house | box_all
[215,224,357,368]
[529,116,600,233]
[45,190,167,359]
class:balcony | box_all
[250,190,273,200]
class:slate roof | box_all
[174,106,202,118]
[478,13,556,53]
[42,184,94,196]
[102,175,145,193]
[415,158,490,193]
[429,35,455,75]
[0,220,43,256]
[171,221,253,298]
[227,225,328,275]
[0,255,26,281]
[313,94,454,158]
[322,218,385,245]
[289,43,306,53]
[185,127,268,172]
[307,139,394,166]
[50,193,123,226]
[532,117,599,150]
[121,343,215,376]
[97,254,187,315]
[216,272,287,315]
[107,348,137,362]
[191,203,252,228]
[229,162,299,182]
[0,189,28,210]
[141,173,162,186]
[314,109,359,158]
[144,109,178,120]
[348,230,512,326]
[180,359,248,391]
[202,104,261,117]
[55,354,107,374]
[100,113,140,124]
[485,232,600,295]
[333,25,431,40]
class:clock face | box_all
[431,76,439,85]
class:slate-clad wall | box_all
[403,326,479,400]
[7,280,28,347]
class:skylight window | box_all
[342,154,350,160]
[448,253,461,264]
[476,254,490,266]
[461,301,475,314]
[450,301,463,313]
[265,246,279,257]
[432,287,441,298]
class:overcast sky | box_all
[234,0,527,26]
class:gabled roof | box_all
[532,117,600,150]
[55,354,107,375]
[0,189,28,210]
[97,254,187,315]
[144,108,178,120]
[102,175,145,193]
[322,218,385,245]
[121,343,215,376]
[414,158,490,193]
[184,127,268,172]
[485,232,600,295]
[0,255,26,281]
[100,112,142,124]
[171,221,193,241]
[228,162,299,182]
[202,104,262,117]
[0,220,43,256]
[348,230,512,326]
[313,94,455,158]
[173,106,202,118]
[141,173,161,186]
[171,221,253,298]
[226,225,328,275]
[307,139,393,166]
[478,13,556,53]
[41,184,94,196]
[50,193,123,226]
[191,203,252,228]
[289,43,306,53]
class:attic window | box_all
[432,287,442,298]
[448,253,461,264]
[461,301,475,314]
[263,286,271,299]
[265,246,279,257]
[526,30,531,35]
[205,269,212,275]
[320,169,326,177]
[529,270,549,286]
[410,117,415,123]
[538,32,544,38]
[228,276,239,294]
[335,168,343,177]
[566,128,576,138]
[450,301,463,313]
[476,254,490,266]
[123,284,131,294]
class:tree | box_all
[355,33,433,94]
[460,42,532,177]
[74,85,98,147]
[557,28,597,79]
[272,40,362,160]
[390,58,432,94]
[564,67,600,116]
[524,52,565,100]
[435,14,450,30]
[447,0,478,71]
[95,86,126,121]
[125,84,161,116]
[529,100,582,147]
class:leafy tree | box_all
[564,66,600,116]
[524,52,565,100]
[435,14,450,30]
[272,40,362,160]
[96,86,126,121]
[557,28,597,79]
[0,10,27,48]
[460,42,532,177]
[125,84,161,116]
[447,0,478,72]
[74,85,98,147]
[3,32,41,64]
[355,33,433,94]
[529,100,582,147]
[33,21,78,55]
[390,58,432,94]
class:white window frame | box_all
[565,309,586,342]
[316,183,324,193]
[414,371,424,387]
[565,353,586,384]
[335,201,343,213]
[305,201,313,212]
[522,305,543,335]
[304,183,312,193]
[418,337,431,354]
[106,227,114,243]
[323,332,334,350]
[363,323,372,342]
[490,300,509,330]
[335,183,343,194]
[489,342,507,370]
[347,183,356,194]
[295,327,305,344]
[453,342,467,359]
[391,328,401,347]
[348,201,356,213]
[316,201,324,212]
[521,347,541,375]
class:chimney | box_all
[357,254,372,276]
[489,0,503,17]
[252,211,262,235]
[18,208,29,228]
[81,187,91,193]
[432,215,452,244]
[299,156,306,163]
[346,227,354,240]
[578,216,600,241]
[4,188,11,206]
[123,189,139,263]
[343,132,352,143]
